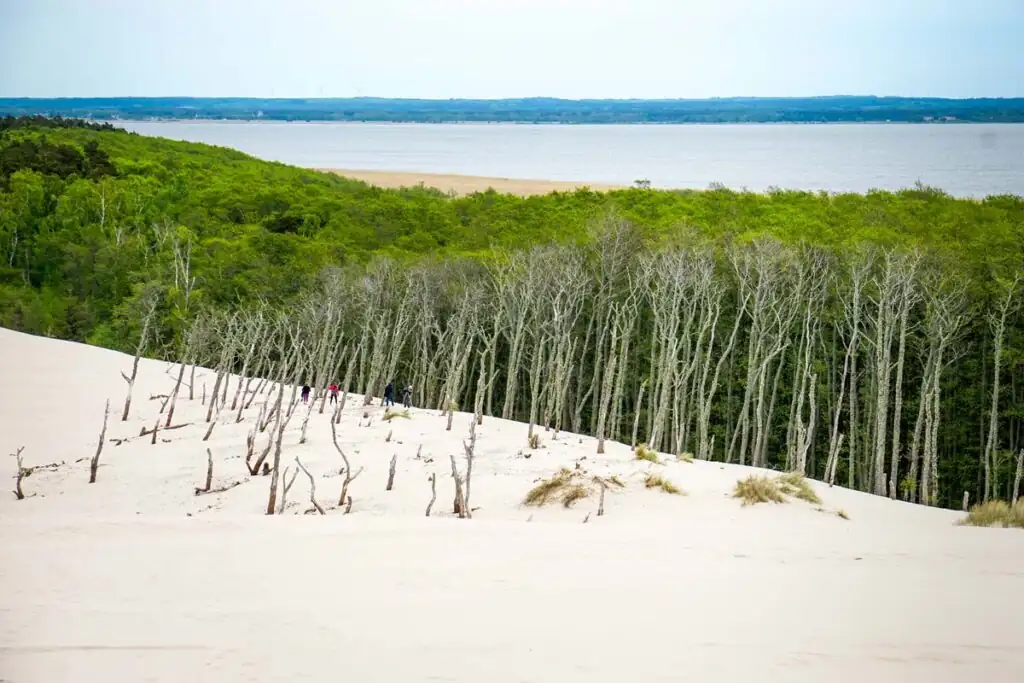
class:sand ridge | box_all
[1,327,1023,682]
[319,168,626,196]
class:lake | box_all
[119,121,1024,197]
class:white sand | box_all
[1,326,1022,682]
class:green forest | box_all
[1,116,1022,511]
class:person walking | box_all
[402,384,412,409]
[301,384,311,404]
[383,380,395,407]
[329,382,339,405]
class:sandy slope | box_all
[319,168,624,195]
[1,327,1023,682]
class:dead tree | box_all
[449,453,466,518]
[194,448,215,494]
[90,399,110,483]
[332,412,364,506]
[387,454,398,491]
[120,286,161,421]
[982,275,1021,501]
[276,465,299,514]
[296,456,325,515]
[1013,449,1024,505]
[463,417,477,519]
[425,473,438,517]
[11,446,26,500]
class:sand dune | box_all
[1,326,1023,682]
[319,168,625,196]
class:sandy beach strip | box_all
[318,168,626,196]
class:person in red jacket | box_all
[329,383,340,405]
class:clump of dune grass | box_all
[678,453,695,464]
[835,508,849,520]
[524,468,628,509]
[959,500,1024,528]
[382,408,411,422]
[734,472,822,507]
[644,473,684,495]
[776,471,822,504]
[634,443,659,464]
[733,474,786,506]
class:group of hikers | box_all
[299,380,413,409]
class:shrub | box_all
[959,500,1024,528]
[644,473,684,495]
[634,444,659,463]
[678,453,695,464]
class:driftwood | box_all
[597,481,607,517]
[425,473,437,517]
[89,400,110,484]
[296,456,325,515]
[387,454,397,491]
[194,480,244,496]
[150,416,160,445]
[139,422,192,437]
[344,495,353,514]
[11,446,26,500]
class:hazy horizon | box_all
[1,0,1022,100]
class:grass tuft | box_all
[644,473,684,495]
[959,500,1024,528]
[382,409,411,422]
[835,508,849,520]
[562,484,590,508]
[678,453,695,464]
[776,471,822,504]
[733,475,786,506]
[634,444,659,463]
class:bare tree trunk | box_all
[983,276,1020,501]
[425,473,437,517]
[333,412,364,506]
[449,454,466,518]
[1013,449,1023,504]
[387,454,397,491]
[89,399,110,483]
[121,293,159,421]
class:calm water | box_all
[120,121,1024,197]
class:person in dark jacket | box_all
[301,384,311,404]
[383,381,395,407]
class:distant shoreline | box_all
[320,168,625,196]
[4,95,1024,124]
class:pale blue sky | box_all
[1,0,1021,99]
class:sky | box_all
[1,0,1022,99]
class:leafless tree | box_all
[982,274,1021,501]
[296,456,325,515]
[120,286,161,421]
[90,399,110,483]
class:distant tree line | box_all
[2,96,1024,123]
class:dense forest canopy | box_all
[3,97,1024,123]
[1,116,1022,513]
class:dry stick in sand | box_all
[597,481,607,517]
[449,454,466,519]
[89,399,110,484]
[140,422,191,437]
[296,456,325,515]
[332,409,364,507]
[150,416,160,445]
[276,465,299,514]
[425,473,437,517]
[387,454,397,491]
[194,448,215,494]
[11,446,26,500]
